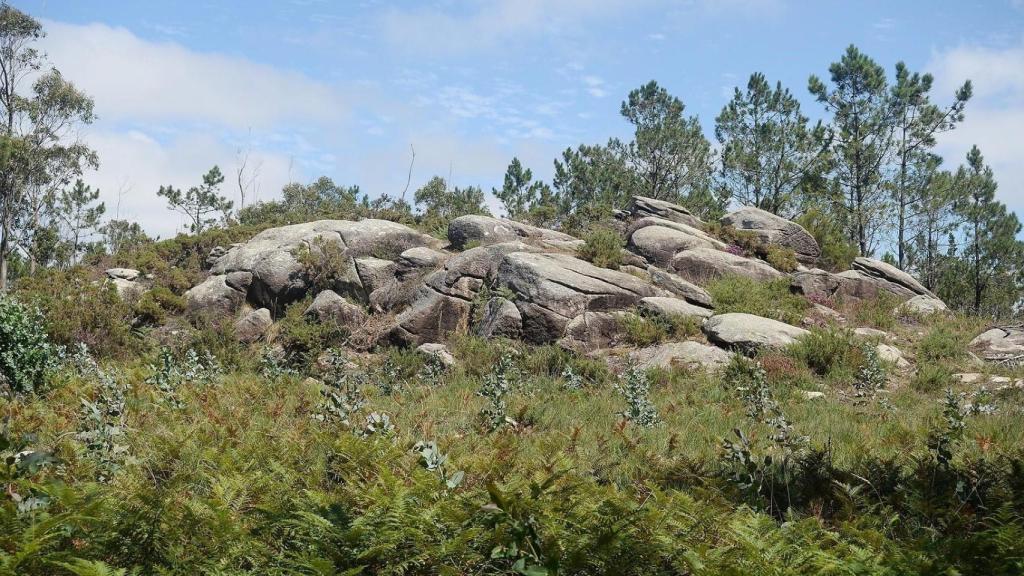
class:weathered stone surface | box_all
[559,311,628,350]
[416,343,456,367]
[875,343,910,369]
[627,195,704,228]
[900,295,948,316]
[854,327,891,340]
[497,252,659,343]
[627,217,725,248]
[105,268,140,281]
[396,246,448,278]
[475,297,522,339]
[110,278,145,301]
[851,257,932,297]
[670,248,784,285]
[703,312,809,352]
[646,266,714,308]
[184,274,247,317]
[639,296,714,319]
[354,257,397,294]
[970,326,1024,364]
[447,215,581,251]
[391,286,473,346]
[234,308,272,343]
[304,290,367,327]
[792,268,918,302]
[720,207,821,264]
[627,225,720,268]
[631,341,733,372]
[206,219,438,310]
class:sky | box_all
[11,0,1024,238]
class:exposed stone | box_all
[415,342,456,367]
[720,207,821,264]
[639,296,714,319]
[184,274,247,317]
[354,257,397,294]
[646,266,714,308]
[627,225,720,268]
[447,215,581,251]
[396,246,448,278]
[627,195,704,228]
[304,290,367,328]
[900,295,948,316]
[970,326,1024,364]
[496,252,659,343]
[670,247,784,285]
[854,327,891,340]
[110,278,145,302]
[954,373,986,384]
[875,343,910,370]
[475,297,522,339]
[802,391,826,400]
[234,308,272,343]
[703,312,809,352]
[792,268,919,302]
[627,217,726,249]
[851,257,933,297]
[105,268,140,281]
[631,341,733,372]
[559,311,628,351]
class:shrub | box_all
[273,298,350,370]
[0,296,56,395]
[765,246,798,273]
[133,286,186,326]
[578,227,624,270]
[295,236,351,293]
[707,276,809,324]
[912,362,954,393]
[619,311,700,347]
[848,292,900,331]
[797,207,858,271]
[918,323,967,363]
[787,327,862,379]
[15,268,136,358]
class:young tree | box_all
[954,146,1023,316]
[493,157,558,226]
[904,158,961,291]
[616,81,717,215]
[0,4,97,289]
[888,62,971,268]
[157,166,233,234]
[809,45,894,255]
[552,142,638,231]
[54,179,105,267]
[715,72,830,217]
[281,176,360,218]
[414,176,489,230]
[102,219,151,255]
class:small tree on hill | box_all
[158,166,233,234]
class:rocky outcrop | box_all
[184,273,250,318]
[559,311,629,350]
[670,248,784,285]
[721,207,820,264]
[850,257,933,297]
[305,290,367,328]
[105,268,145,301]
[703,313,809,352]
[106,268,140,281]
[970,326,1024,364]
[900,295,948,316]
[627,195,704,228]
[447,215,582,251]
[496,252,659,343]
[646,266,714,308]
[475,297,522,339]
[234,308,272,343]
[632,341,733,372]
[627,223,721,268]
[639,297,714,320]
[875,343,910,369]
[193,219,438,316]
[792,267,922,302]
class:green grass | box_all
[706,275,810,325]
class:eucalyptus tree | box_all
[0,3,97,288]
[715,72,830,218]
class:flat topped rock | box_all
[970,326,1024,364]
[628,195,704,228]
[639,296,714,319]
[851,257,932,297]
[900,295,948,316]
[646,266,714,307]
[447,215,580,251]
[105,268,140,281]
[721,207,821,264]
[670,247,784,285]
[627,224,721,268]
[632,341,733,371]
[703,312,809,352]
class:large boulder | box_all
[184,273,250,318]
[646,266,714,308]
[639,296,714,320]
[559,311,629,350]
[900,294,948,316]
[850,257,933,297]
[627,196,704,228]
[632,341,733,372]
[354,257,397,294]
[670,248,784,285]
[703,312,809,352]
[792,268,920,302]
[970,326,1024,364]
[234,308,272,343]
[475,297,522,339]
[496,252,659,343]
[304,290,367,328]
[447,215,581,251]
[627,224,720,268]
[204,219,439,312]
[720,207,821,264]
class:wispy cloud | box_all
[583,75,608,98]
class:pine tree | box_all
[715,72,829,217]
[157,166,233,234]
[809,45,894,255]
[55,179,105,267]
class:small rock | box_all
[703,313,809,352]
[234,308,272,343]
[900,295,948,316]
[875,343,910,370]
[105,267,140,281]
[415,343,456,367]
[632,341,733,372]
[954,373,985,384]
[475,297,522,339]
[305,290,367,327]
[802,391,826,400]
[854,327,890,340]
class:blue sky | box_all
[14,0,1024,237]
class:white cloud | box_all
[928,41,1024,217]
[40,20,347,129]
[583,75,608,98]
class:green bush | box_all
[918,322,967,363]
[707,275,809,324]
[797,207,858,271]
[0,296,55,394]
[619,311,700,347]
[134,286,186,326]
[273,298,351,370]
[787,327,862,379]
[911,362,954,393]
[578,227,624,270]
[765,246,798,273]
